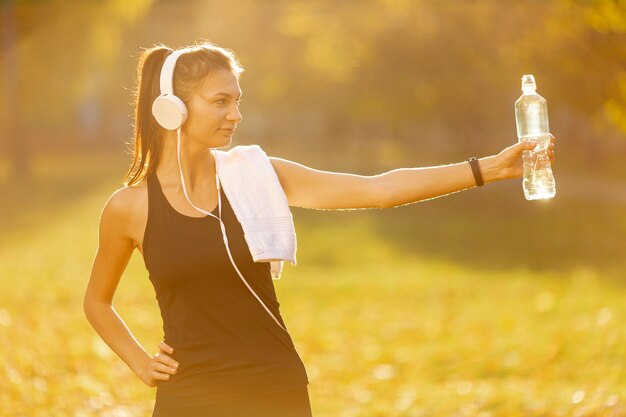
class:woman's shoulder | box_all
[104,178,148,222]
[100,179,149,249]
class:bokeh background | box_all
[1,0,625,416]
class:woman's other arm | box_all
[83,189,177,387]
[270,136,555,210]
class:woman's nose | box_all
[227,106,242,123]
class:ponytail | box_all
[123,45,170,187]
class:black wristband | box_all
[467,157,484,187]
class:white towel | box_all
[214,144,297,279]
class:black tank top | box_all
[142,171,309,406]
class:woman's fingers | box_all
[150,341,179,384]
[155,351,179,370]
[150,354,178,384]
[152,370,172,381]
[157,340,179,370]
[154,361,178,375]
[159,341,174,354]
[135,342,180,387]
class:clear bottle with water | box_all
[514,74,556,200]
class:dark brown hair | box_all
[123,41,244,187]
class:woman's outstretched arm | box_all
[270,136,555,210]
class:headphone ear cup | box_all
[152,94,188,130]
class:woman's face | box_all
[183,68,243,148]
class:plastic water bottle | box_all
[514,74,556,200]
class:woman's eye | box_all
[216,99,242,105]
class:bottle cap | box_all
[522,74,536,93]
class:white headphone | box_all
[152,49,188,131]
[150,48,288,333]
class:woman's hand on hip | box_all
[136,341,179,387]
[496,134,556,180]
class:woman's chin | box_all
[210,137,232,149]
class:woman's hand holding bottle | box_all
[495,134,556,180]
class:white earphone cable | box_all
[175,128,288,333]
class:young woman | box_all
[83,41,555,417]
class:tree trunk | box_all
[1,0,31,183]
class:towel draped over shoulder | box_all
[214,144,297,279]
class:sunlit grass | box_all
[0,151,624,416]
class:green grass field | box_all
[0,150,624,417]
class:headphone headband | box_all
[160,49,187,96]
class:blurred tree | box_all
[582,0,626,135]
[3,0,625,180]
[244,0,626,169]
[1,0,31,182]
[507,0,626,168]
[0,0,153,182]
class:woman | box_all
[83,41,555,417]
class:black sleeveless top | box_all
[142,171,309,406]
